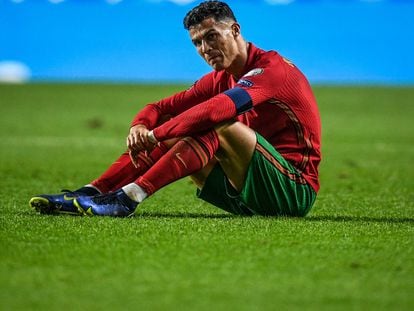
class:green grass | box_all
[0,83,413,310]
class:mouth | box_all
[207,54,221,64]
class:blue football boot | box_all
[74,190,138,217]
[29,190,82,215]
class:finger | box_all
[135,132,149,150]
[129,150,139,168]
[127,132,138,149]
[140,134,149,149]
[129,132,144,152]
[126,135,133,149]
[139,133,145,144]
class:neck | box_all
[226,40,249,80]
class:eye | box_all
[192,40,202,47]
[206,33,217,41]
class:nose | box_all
[200,40,211,54]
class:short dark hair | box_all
[183,1,237,30]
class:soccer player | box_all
[29,0,321,217]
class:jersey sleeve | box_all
[152,58,286,141]
[232,57,286,111]
[130,73,215,129]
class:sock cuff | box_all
[122,183,148,203]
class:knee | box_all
[214,121,256,150]
[214,121,238,138]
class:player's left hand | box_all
[127,125,151,152]
[127,125,157,167]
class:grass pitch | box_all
[0,83,413,310]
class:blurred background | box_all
[1,0,413,84]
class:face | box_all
[189,17,240,71]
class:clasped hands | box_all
[127,124,158,168]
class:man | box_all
[30,0,321,217]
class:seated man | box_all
[30,0,321,217]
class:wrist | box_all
[147,130,158,144]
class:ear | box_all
[231,23,241,37]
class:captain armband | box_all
[223,87,253,114]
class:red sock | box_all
[91,142,169,193]
[136,130,219,195]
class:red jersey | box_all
[131,43,321,192]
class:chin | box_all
[211,63,225,71]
